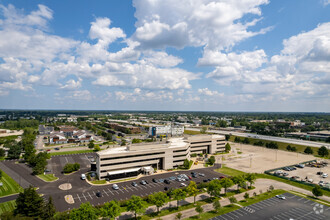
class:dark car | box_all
[152,178,158,183]
[219,176,226,179]
[164,186,169,191]
[140,180,147,185]
[203,179,208,182]
[54,147,60,150]
[131,182,138,187]
[317,172,323,175]
[164,179,171,184]
[96,192,102,197]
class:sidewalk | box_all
[118,178,330,220]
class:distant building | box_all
[38,125,54,135]
[148,125,184,137]
[49,125,93,144]
[105,122,141,134]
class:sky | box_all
[0,0,330,112]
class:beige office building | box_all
[96,135,225,180]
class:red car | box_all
[219,176,226,179]
[188,175,192,180]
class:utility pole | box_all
[250,154,253,168]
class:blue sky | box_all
[0,0,329,111]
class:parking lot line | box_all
[123,188,129,193]
[76,194,81,202]
[82,193,87,200]
[103,189,109,196]
[298,197,304,201]
[87,192,93,200]
[107,188,114,195]
[114,190,119,194]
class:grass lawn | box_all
[187,204,240,220]
[110,177,138,183]
[238,189,286,206]
[91,179,106,184]
[49,149,94,156]
[184,130,201,135]
[0,200,16,215]
[36,174,58,182]
[215,166,246,176]
[0,170,23,197]
[228,135,323,157]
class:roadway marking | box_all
[87,192,93,200]
[82,193,87,200]
[76,194,81,202]
[107,188,114,195]
[123,187,129,193]
[103,189,109,196]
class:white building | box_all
[96,135,225,180]
[148,125,184,137]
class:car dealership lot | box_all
[211,192,330,220]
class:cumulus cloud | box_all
[60,78,82,90]
[198,88,224,97]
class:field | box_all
[49,149,94,156]
[0,170,23,197]
[0,200,16,215]
[184,130,202,135]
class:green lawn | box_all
[187,204,240,220]
[215,166,246,176]
[49,149,94,156]
[91,180,106,184]
[184,130,202,135]
[36,174,58,182]
[0,200,16,215]
[238,189,286,206]
[0,170,23,197]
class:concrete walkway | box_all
[118,178,330,220]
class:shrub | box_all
[63,163,80,173]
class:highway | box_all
[185,128,330,148]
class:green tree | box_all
[265,142,278,149]
[225,143,231,152]
[225,134,230,141]
[207,179,222,198]
[245,173,256,188]
[7,144,21,159]
[94,145,101,151]
[148,192,168,213]
[208,156,216,165]
[15,186,44,218]
[195,204,203,218]
[286,145,292,151]
[186,181,199,204]
[220,178,234,194]
[101,200,121,219]
[173,188,186,208]
[318,146,329,157]
[242,138,250,144]
[183,159,190,169]
[70,202,98,220]
[126,195,146,219]
[213,200,221,213]
[244,192,249,199]
[312,185,323,197]
[291,146,297,152]
[88,141,95,149]
[234,137,241,143]
[0,148,6,158]
[176,212,183,220]
[231,175,246,191]
[229,196,237,204]
[304,146,313,154]
[216,120,227,128]
[42,196,56,220]
[200,126,207,134]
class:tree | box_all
[183,159,190,169]
[304,146,313,154]
[148,192,168,213]
[94,145,101,151]
[126,195,146,219]
[200,126,207,134]
[234,137,241,143]
[195,205,203,218]
[70,202,98,220]
[265,142,278,149]
[15,186,44,217]
[291,146,297,152]
[220,178,234,194]
[208,156,215,165]
[101,200,121,219]
[88,141,95,149]
[244,192,249,199]
[42,196,56,220]
[286,145,292,151]
[186,181,199,204]
[242,138,250,144]
[225,143,231,152]
[176,212,183,220]
[7,144,21,159]
[318,146,329,157]
[245,173,256,188]
[229,196,237,205]
[213,200,221,213]
[216,120,227,128]
[172,188,186,208]
[207,179,222,198]
[0,148,5,158]
[312,185,323,197]
[231,175,246,191]
[225,134,230,141]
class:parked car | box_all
[203,179,208,182]
[317,172,324,175]
[180,183,186,187]
[45,169,51,173]
[164,179,170,184]
[81,174,86,180]
[131,182,137,187]
[297,164,305,168]
[152,178,158,183]
[54,147,60,150]
[322,173,328,178]
[140,180,147,185]
[276,195,286,200]
[283,172,289,176]
[164,187,169,191]
[188,175,192,180]
[219,176,226,179]
[96,192,102,197]
[319,181,325,186]
[112,184,119,190]
[199,173,205,177]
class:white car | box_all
[112,184,119,190]
[322,173,328,178]
[276,195,286,200]
[180,183,186,187]
[81,174,86,180]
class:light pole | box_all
[275,149,278,162]
[249,154,253,168]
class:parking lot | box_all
[271,162,330,188]
[211,192,330,220]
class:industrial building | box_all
[96,135,225,180]
[148,125,184,137]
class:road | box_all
[186,128,330,148]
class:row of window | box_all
[100,157,162,167]
[100,151,165,161]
